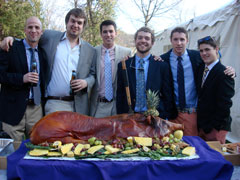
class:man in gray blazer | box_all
[90,20,131,118]
[41,8,96,115]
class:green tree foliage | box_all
[73,0,117,46]
[0,0,44,40]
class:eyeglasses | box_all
[197,36,214,45]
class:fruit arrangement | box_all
[25,130,196,160]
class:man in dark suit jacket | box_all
[197,36,234,144]
[0,17,46,141]
[117,27,173,120]
[160,27,202,136]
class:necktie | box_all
[29,48,41,105]
[177,56,186,109]
[135,59,146,111]
[201,66,209,88]
[105,50,113,101]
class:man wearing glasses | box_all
[197,36,234,144]
[116,27,173,120]
[160,27,235,136]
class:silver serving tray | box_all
[0,139,13,156]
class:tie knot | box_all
[204,66,209,72]
[29,48,37,53]
[177,56,182,61]
[139,59,144,69]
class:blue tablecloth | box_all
[7,136,233,180]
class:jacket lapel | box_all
[187,49,198,75]
[96,46,101,85]
[17,40,28,74]
[77,39,85,78]
[146,55,153,89]
[113,45,120,84]
[202,62,220,88]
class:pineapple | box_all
[144,90,160,117]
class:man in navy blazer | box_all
[197,36,234,144]
[0,17,46,140]
[116,27,173,120]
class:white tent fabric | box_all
[151,1,240,142]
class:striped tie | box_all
[201,66,209,88]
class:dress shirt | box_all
[134,54,150,112]
[23,39,40,99]
[203,59,219,80]
[47,33,80,96]
[98,45,115,98]
[170,50,197,108]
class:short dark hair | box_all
[198,36,217,49]
[65,8,87,27]
[100,20,117,33]
[170,27,188,40]
[134,26,155,44]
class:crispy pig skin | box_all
[30,111,183,145]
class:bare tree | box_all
[132,0,182,27]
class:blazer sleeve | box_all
[0,45,25,87]
[214,72,235,130]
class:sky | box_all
[116,0,234,34]
[42,0,234,34]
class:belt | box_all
[177,107,196,114]
[98,97,113,103]
[47,96,74,101]
[27,99,35,106]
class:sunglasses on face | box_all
[197,36,214,45]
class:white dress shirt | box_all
[47,33,80,96]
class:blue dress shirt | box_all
[170,51,198,108]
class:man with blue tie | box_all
[90,20,131,118]
[116,27,173,120]
[0,17,46,140]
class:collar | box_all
[61,32,81,46]
[171,49,188,61]
[206,59,219,71]
[23,39,38,51]
[135,53,151,63]
[102,45,115,52]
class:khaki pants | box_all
[94,101,116,118]
[2,104,43,141]
[45,100,75,115]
